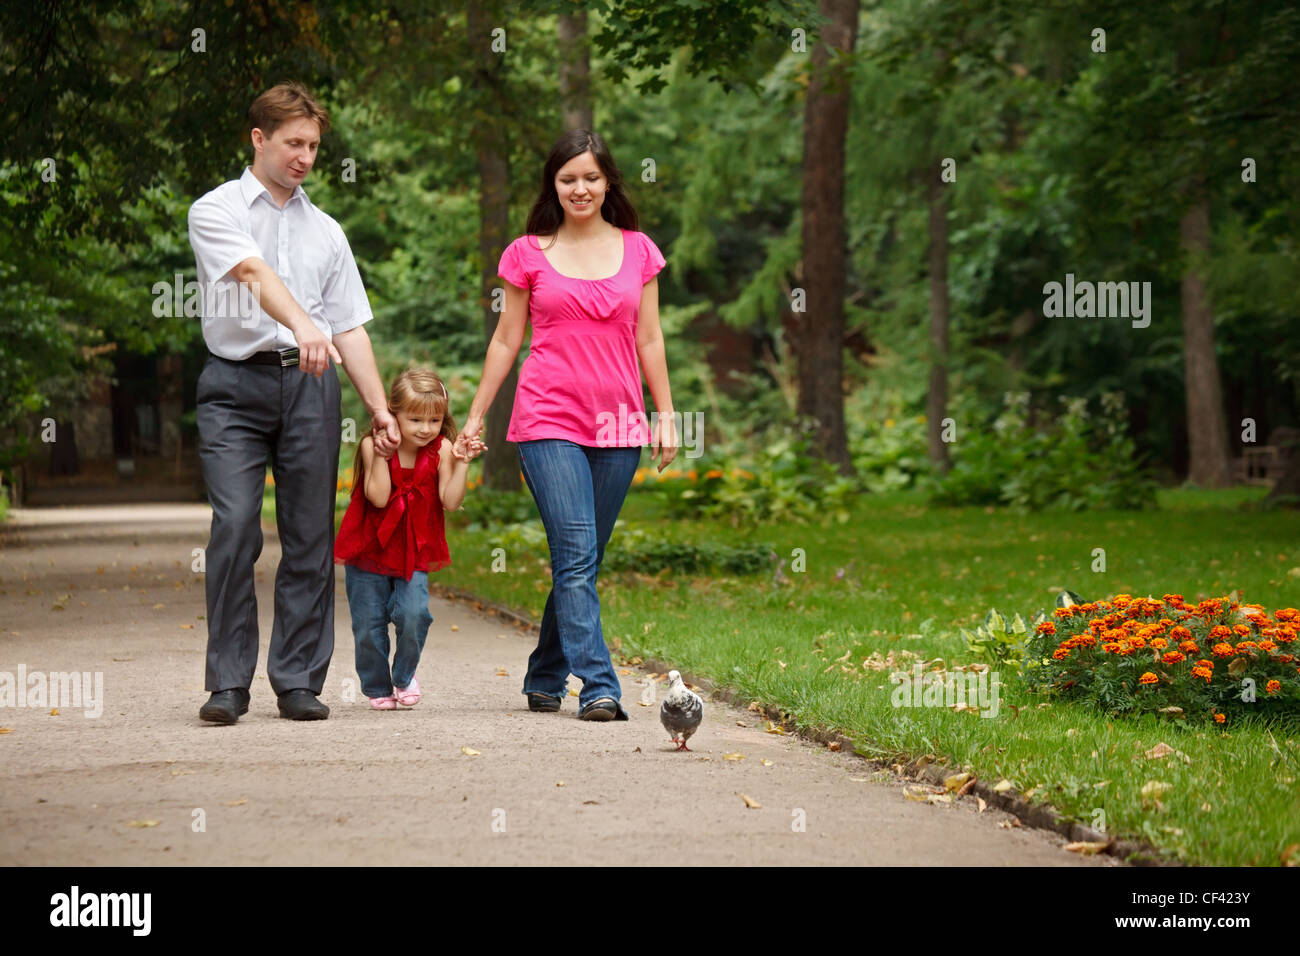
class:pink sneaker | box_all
[369,695,397,710]
[395,677,421,707]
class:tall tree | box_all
[797,0,858,473]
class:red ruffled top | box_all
[334,436,451,581]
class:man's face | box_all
[251,116,320,192]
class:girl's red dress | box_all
[334,435,451,581]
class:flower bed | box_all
[1023,593,1299,725]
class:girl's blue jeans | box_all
[344,565,433,699]
[517,439,640,716]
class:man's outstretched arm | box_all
[229,256,340,376]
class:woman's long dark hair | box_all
[524,129,638,245]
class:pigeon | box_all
[660,670,703,751]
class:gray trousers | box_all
[196,353,341,696]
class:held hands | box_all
[370,410,401,459]
[451,432,487,463]
[650,413,679,471]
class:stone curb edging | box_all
[428,582,1172,867]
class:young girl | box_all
[334,368,485,709]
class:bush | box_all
[604,530,774,576]
[653,429,856,528]
[1022,591,1300,725]
[849,413,929,492]
[927,391,1158,511]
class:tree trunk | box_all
[558,12,592,132]
[796,0,858,475]
[1179,190,1232,488]
[926,172,950,476]
[469,2,519,491]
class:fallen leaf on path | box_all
[127,820,161,828]
[747,701,763,713]
[461,747,480,756]
[1064,841,1110,855]
[223,799,247,807]
[977,797,987,813]
[556,781,565,787]
[152,603,165,609]
[722,752,745,761]
[179,624,193,629]
[992,779,1014,793]
[169,770,194,777]
[738,793,762,809]
[761,759,773,767]
[618,669,632,676]
[493,667,508,677]
[827,741,841,751]
[50,708,59,716]
[944,772,972,792]
[0,728,14,735]
[450,625,459,631]
[764,721,785,735]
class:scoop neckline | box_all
[529,228,627,282]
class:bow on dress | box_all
[374,441,438,581]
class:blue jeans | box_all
[517,439,640,716]
[344,566,433,699]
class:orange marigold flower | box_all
[1232,624,1252,637]
[1235,641,1259,654]
[1275,608,1299,623]
[1128,636,1147,650]
[1113,594,1133,605]
[1277,654,1294,664]
[1211,643,1235,658]
[1266,680,1281,694]
[1053,607,1073,619]
[1170,626,1191,640]
[1162,651,1186,665]
[1178,641,1199,654]
[1209,625,1231,639]
[1052,647,1070,660]
[1277,628,1297,643]
[1191,667,1212,683]
[1258,640,1278,652]
[1102,642,1122,654]
[1150,638,1168,650]
[1214,713,1226,724]
[1139,672,1158,685]
[1036,621,1057,636]
[1196,659,1214,668]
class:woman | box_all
[460,129,677,721]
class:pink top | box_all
[497,228,666,446]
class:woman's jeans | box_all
[344,566,433,699]
[517,440,640,714]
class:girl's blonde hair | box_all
[349,368,459,493]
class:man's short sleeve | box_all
[498,238,530,290]
[640,232,666,284]
[187,198,263,283]
[322,231,373,334]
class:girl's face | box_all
[554,150,607,222]
[395,407,442,447]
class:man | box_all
[188,82,400,724]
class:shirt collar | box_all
[239,166,308,209]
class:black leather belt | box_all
[212,348,299,367]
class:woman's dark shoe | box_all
[579,697,620,721]
[277,689,329,720]
[199,688,250,724]
[527,693,562,713]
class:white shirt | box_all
[188,167,372,360]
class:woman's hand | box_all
[451,433,487,462]
[650,413,678,471]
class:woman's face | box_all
[554,150,607,222]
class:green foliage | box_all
[961,607,1029,673]
[604,528,774,576]
[650,429,856,528]
[927,391,1158,511]
[460,490,539,532]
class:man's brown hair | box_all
[248,82,330,138]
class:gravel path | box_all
[0,504,1112,866]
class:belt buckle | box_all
[278,347,299,368]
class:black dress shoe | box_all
[277,689,329,721]
[200,688,250,724]
[527,693,561,712]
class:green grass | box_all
[435,485,1300,866]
